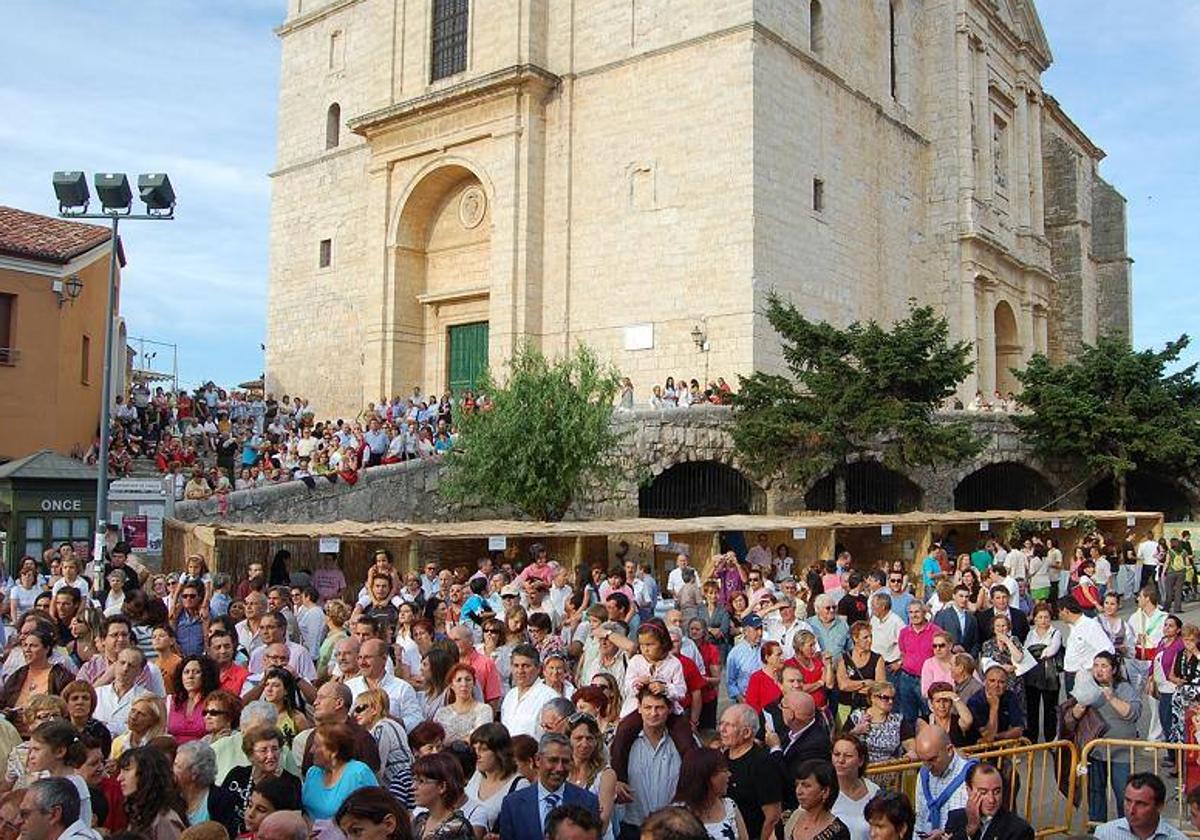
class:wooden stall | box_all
[165,509,1162,599]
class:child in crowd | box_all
[607,621,696,783]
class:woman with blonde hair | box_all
[112,695,168,758]
[317,599,350,678]
[353,687,413,808]
[0,695,67,793]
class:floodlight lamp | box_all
[94,173,132,213]
[53,171,89,215]
[138,173,175,215]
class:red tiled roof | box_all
[0,205,115,265]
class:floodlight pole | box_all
[56,208,173,570]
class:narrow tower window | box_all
[810,0,824,54]
[889,2,899,100]
[325,103,341,150]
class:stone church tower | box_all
[265,0,1131,415]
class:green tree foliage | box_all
[731,294,982,510]
[440,342,626,521]
[1012,336,1200,509]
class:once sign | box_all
[40,498,83,512]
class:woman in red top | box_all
[744,640,786,713]
[787,630,832,717]
[687,618,722,730]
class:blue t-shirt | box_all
[302,760,378,821]
[460,593,489,623]
[921,555,941,590]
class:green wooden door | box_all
[447,321,489,394]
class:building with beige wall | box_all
[265,0,1130,416]
[0,207,125,461]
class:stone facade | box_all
[264,0,1131,417]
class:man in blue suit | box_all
[495,732,600,840]
[934,584,981,655]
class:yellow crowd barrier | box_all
[1079,739,1200,836]
[865,739,1078,839]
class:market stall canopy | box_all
[171,508,1159,548]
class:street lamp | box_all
[51,170,175,569]
[52,275,84,307]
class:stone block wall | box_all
[1092,177,1132,341]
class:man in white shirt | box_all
[344,639,422,733]
[666,554,692,599]
[247,612,316,681]
[765,596,810,652]
[1059,595,1115,693]
[869,592,905,678]
[1129,586,1169,660]
[913,726,973,836]
[501,644,561,738]
[94,648,150,736]
[1136,532,1161,593]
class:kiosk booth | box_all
[0,450,97,573]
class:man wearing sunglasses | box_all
[293,680,380,774]
[170,582,207,657]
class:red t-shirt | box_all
[678,652,708,710]
[744,669,783,713]
[698,642,720,703]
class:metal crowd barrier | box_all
[865,739,1078,839]
[1079,739,1200,836]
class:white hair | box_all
[724,703,760,736]
[813,593,834,610]
[240,700,279,730]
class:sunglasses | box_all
[932,643,948,649]
[876,695,897,702]
[353,705,368,715]
[202,708,227,717]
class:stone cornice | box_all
[348,65,561,138]
[275,0,365,38]
[1042,94,1106,161]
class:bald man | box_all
[914,725,975,837]
[258,811,308,840]
[769,690,829,808]
[344,638,423,733]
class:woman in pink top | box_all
[167,655,219,743]
[919,631,956,697]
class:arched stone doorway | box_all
[1086,472,1193,521]
[392,164,492,393]
[954,462,1054,511]
[994,300,1020,396]
[804,462,923,514]
[639,461,765,518]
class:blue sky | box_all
[1,1,1196,389]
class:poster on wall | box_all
[122,516,149,551]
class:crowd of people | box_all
[0,526,1198,840]
[88,384,469,491]
[88,373,737,488]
